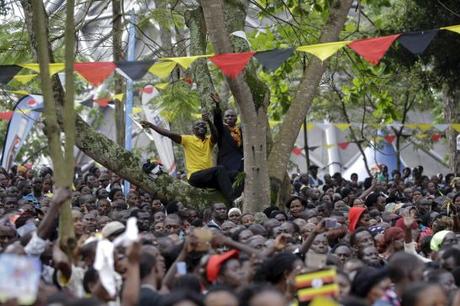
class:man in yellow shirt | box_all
[141,114,235,203]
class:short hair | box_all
[387,252,423,283]
[401,283,440,306]
[139,251,157,280]
[350,227,372,248]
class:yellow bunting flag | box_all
[405,123,418,129]
[442,25,460,34]
[21,63,65,76]
[113,93,124,101]
[155,82,169,90]
[335,123,350,132]
[12,74,38,84]
[132,107,142,114]
[451,124,460,132]
[416,123,433,131]
[164,54,213,70]
[148,61,176,79]
[324,144,336,149]
[305,122,315,131]
[297,41,351,61]
[7,90,29,96]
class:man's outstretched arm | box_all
[141,120,182,144]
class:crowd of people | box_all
[0,162,460,306]
[1,96,460,306]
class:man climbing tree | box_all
[140,114,235,204]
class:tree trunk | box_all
[267,0,354,197]
[31,0,74,249]
[201,0,270,212]
[112,0,125,147]
[443,86,460,175]
[20,0,224,208]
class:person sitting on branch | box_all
[141,113,236,204]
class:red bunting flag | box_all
[96,98,110,107]
[209,52,255,79]
[0,111,13,121]
[338,142,350,150]
[292,146,303,156]
[74,62,116,86]
[348,34,400,65]
[384,134,396,144]
[431,133,442,142]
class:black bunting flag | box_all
[116,60,156,80]
[0,65,23,85]
[398,29,439,55]
[254,48,294,72]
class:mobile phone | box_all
[177,261,187,275]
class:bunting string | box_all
[0,24,458,87]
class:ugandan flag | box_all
[295,269,339,303]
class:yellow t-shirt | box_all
[181,135,214,178]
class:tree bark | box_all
[112,0,125,147]
[267,0,354,197]
[20,0,223,208]
[201,0,270,212]
[443,86,460,175]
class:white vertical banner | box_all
[141,85,176,175]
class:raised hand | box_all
[210,93,221,104]
[202,112,211,122]
[140,120,152,129]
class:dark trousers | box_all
[188,166,234,203]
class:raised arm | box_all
[211,93,224,136]
[140,120,182,144]
[202,112,218,144]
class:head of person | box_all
[310,232,329,255]
[350,267,390,305]
[350,228,375,252]
[440,247,460,271]
[430,230,457,253]
[206,250,242,289]
[401,283,447,306]
[193,120,208,138]
[165,214,182,235]
[212,203,228,223]
[348,207,370,232]
[358,245,381,267]
[426,269,457,294]
[161,290,204,306]
[153,211,166,223]
[227,208,241,224]
[224,109,238,127]
[241,213,255,227]
[308,165,319,177]
[387,252,424,290]
[109,188,124,202]
[239,284,286,306]
[285,196,307,218]
[332,243,353,268]
[205,286,238,306]
[383,227,405,253]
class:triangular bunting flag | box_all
[0,65,23,84]
[74,62,116,86]
[132,107,142,114]
[309,146,319,152]
[209,52,255,79]
[451,124,460,132]
[348,34,400,65]
[113,93,124,101]
[441,25,460,34]
[12,74,38,84]
[431,133,442,142]
[21,63,65,75]
[335,123,350,132]
[0,111,13,121]
[405,123,418,129]
[338,142,350,150]
[6,90,29,96]
[384,134,396,144]
[80,97,94,108]
[325,144,336,149]
[149,61,177,79]
[254,48,294,72]
[292,146,303,156]
[297,41,351,61]
[398,30,438,54]
[375,136,384,143]
[434,124,449,132]
[417,123,433,131]
[415,133,428,140]
[164,55,212,70]
[155,82,169,90]
[305,122,315,131]
[96,98,110,107]
[116,60,155,80]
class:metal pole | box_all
[303,117,310,170]
[124,11,136,196]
